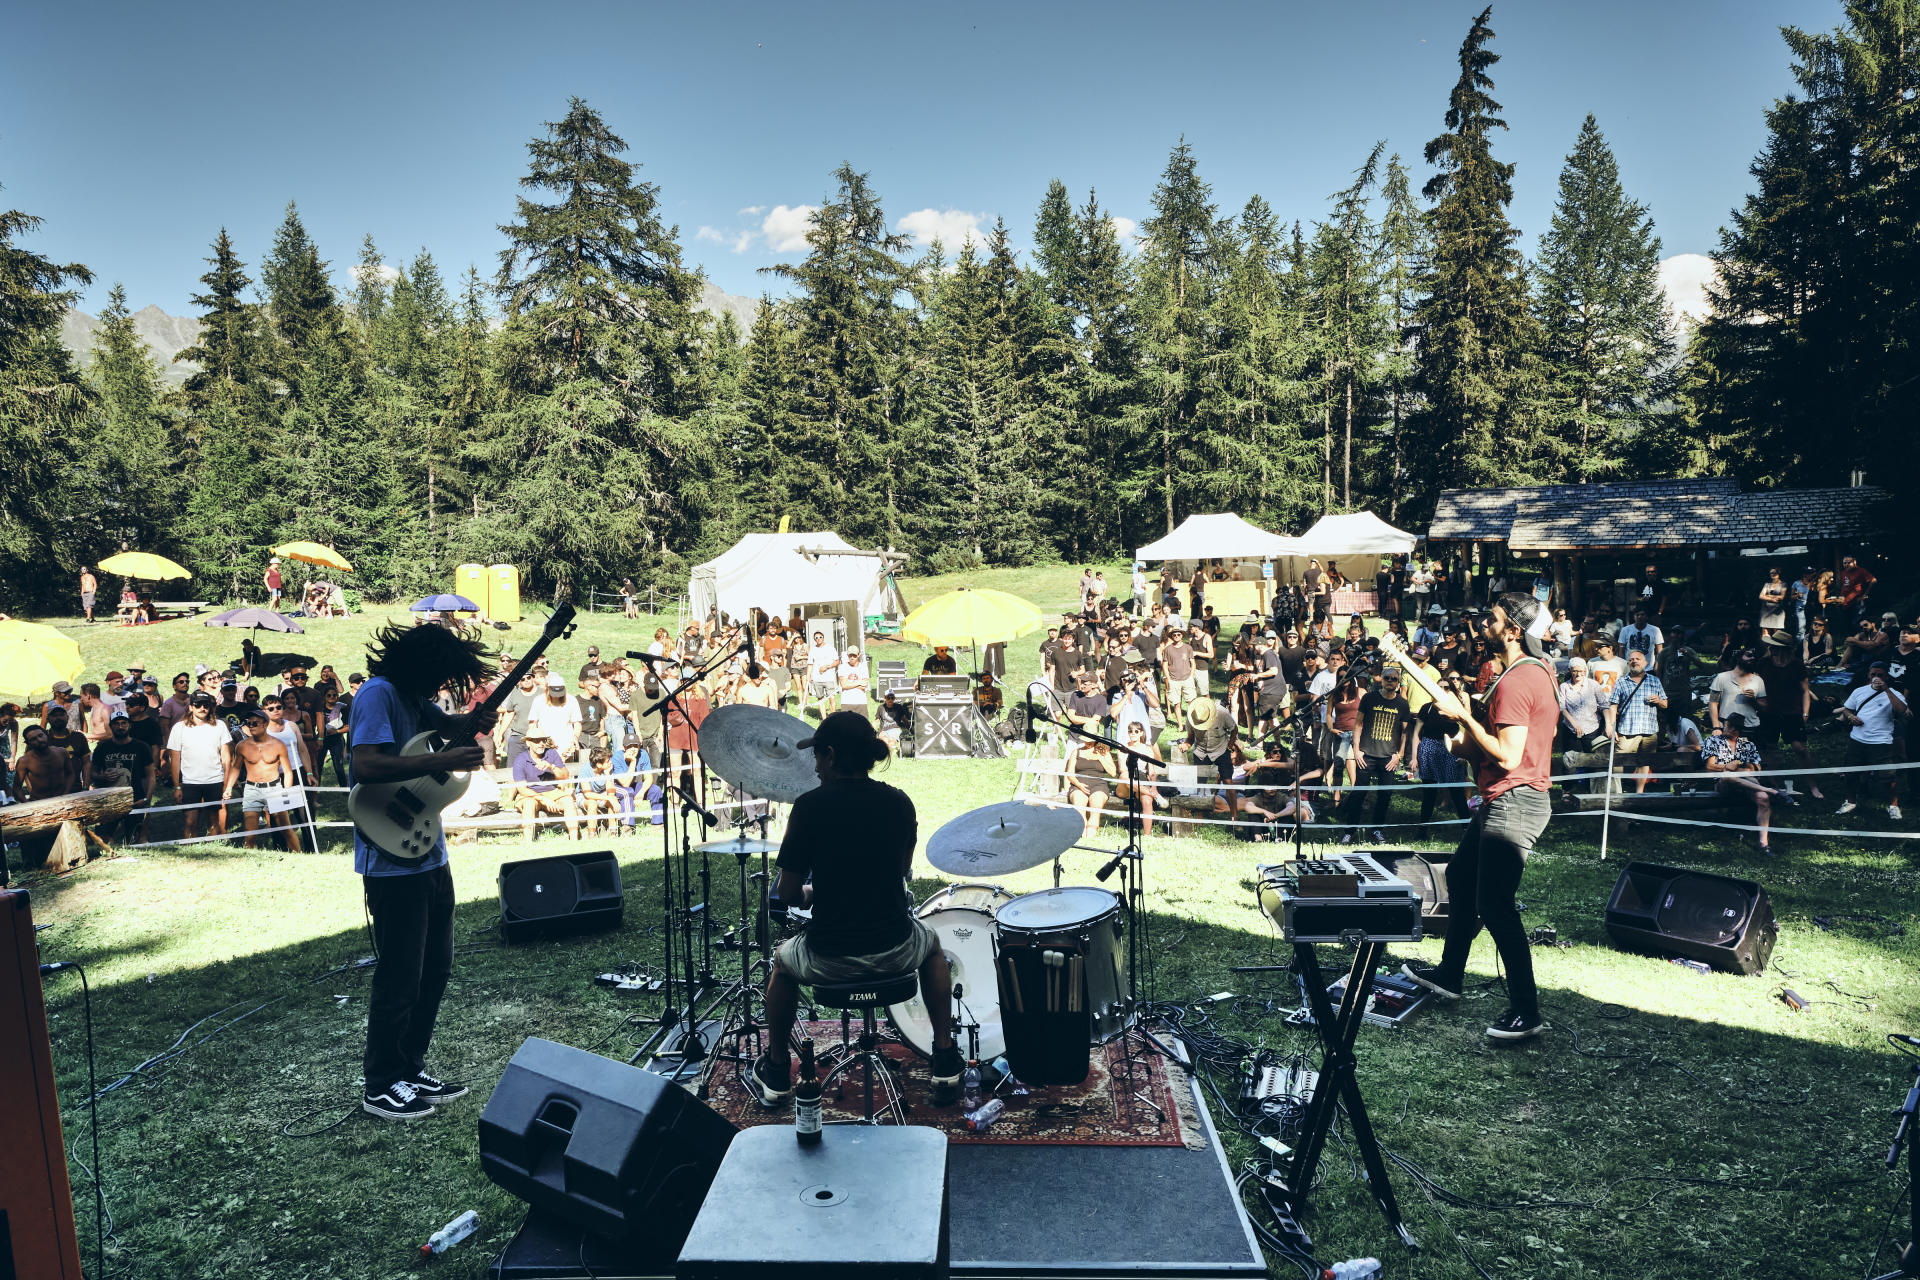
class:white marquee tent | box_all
[1294,511,1418,558]
[688,532,906,625]
[1134,513,1303,564]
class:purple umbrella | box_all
[411,593,480,613]
[205,607,305,633]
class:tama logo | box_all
[850,990,878,1002]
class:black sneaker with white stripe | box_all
[363,1078,435,1121]
[408,1070,468,1102]
[1400,961,1462,1002]
[1485,1009,1547,1042]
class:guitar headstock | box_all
[543,601,578,642]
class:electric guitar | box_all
[348,602,577,860]
[1376,632,1486,762]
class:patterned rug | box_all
[701,1020,1201,1148]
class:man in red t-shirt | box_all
[1402,593,1559,1042]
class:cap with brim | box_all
[142,676,158,685]
[107,670,125,681]
[1410,645,1430,659]
[546,673,566,688]
[1761,631,1792,647]
[128,662,146,672]
[109,712,129,723]
[1429,605,1444,615]
[1871,661,1891,672]
[52,681,72,694]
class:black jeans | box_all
[319,732,349,787]
[363,863,455,1093]
[1340,754,1395,825]
[1436,788,1550,1020]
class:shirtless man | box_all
[230,714,297,850]
[13,724,78,872]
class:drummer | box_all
[751,711,964,1109]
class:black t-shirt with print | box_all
[1357,692,1413,758]
[91,739,151,799]
[577,694,609,747]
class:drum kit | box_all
[640,700,1160,1101]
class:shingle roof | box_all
[1429,478,1739,541]
[1501,485,1889,550]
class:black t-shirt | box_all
[1276,644,1310,688]
[577,694,609,746]
[91,739,151,799]
[1759,656,1807,718]
[1375,571,1392,596]
[922,653,959,675]
[1067,690,1111,723]
[1357,692,1413,758]
[775,777,915,956]
[876,701,911,731]
[1102,654,1131,689]
[1048,647,1086,687]
[1887,646,1920,696]
[126,716,164,760]
[1256,651,1287,708]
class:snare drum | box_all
[888,882,1014,1062]
[993,886,1128,1086]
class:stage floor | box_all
[491,1065,1264,1280]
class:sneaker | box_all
[1369,828,1386,845]
[749,1052,792,1109]
[1892,805,1904,821]
[1340,831,1356,846]
[929,1044,965,1105]
[408,1070,468,1102]
[1836,801,1858,815]
[1400,961,1462,1002]
[1486,1010,1547,1042]
[1772,790,1798,808]
[363,1079,435,1121]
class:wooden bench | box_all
[149,600,209,621]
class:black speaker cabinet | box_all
[913,698,974,759]
[1605,861,1776,975]
[1375,850,1451,936]
[499,849,624,943]
[479,1038,736,1246]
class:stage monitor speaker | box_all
[1604,861,1776,975]
[1374,850,1451,935]
[479,1037,735,1246]
[0,891,85,1280]
[499,850,624,943]
[914,698,974,759]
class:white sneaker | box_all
[1891,805,1904,821]
[1835,801,1858,816]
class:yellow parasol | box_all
[897,587,1045,647]
[0,619,86,702]
[271,541,354,572]
[97,550,190,580]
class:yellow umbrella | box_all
[898,587,1045,647]
[97,550,190,580]
[271,541,354,572]
[0,619,86,702]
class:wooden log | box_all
[0,787,135,837]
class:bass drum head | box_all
[996,886,1122,936]
[918,882,1013,919]
[888,894,1010,1061]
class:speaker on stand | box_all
[499,849,624,943]
[1604,861,1777,975]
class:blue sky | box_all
[4,0,1839,322]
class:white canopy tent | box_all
[1294,511,1418,558]
[1134,513,1303,564]
[688,532,906,629]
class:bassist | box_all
[350,623,499,1120]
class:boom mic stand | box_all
[1870,1053,1920,1280]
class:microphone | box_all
[1096,853,1124,882]
[626,650,670,664]
[675,781,718,828]
[1024,687,1038,743]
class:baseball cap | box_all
[587,646,600,656]
[142,675,158,686]
[107,670,125,682]
[109,712,129,724]
[52,680,73,695]
[1410,644,1430,659]
[546,672,567,689]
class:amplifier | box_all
[0,891,85,1279]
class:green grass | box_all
[17,582,1920,1278]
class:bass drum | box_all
[888,883,1013,1062]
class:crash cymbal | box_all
[696,835,781,857]
[925,799,1084,877]
[698,703,818,803]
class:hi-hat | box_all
[925,799,1084,877]
[696,836,780,858]
[698,704,818,803]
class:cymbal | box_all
[698,704,818,803]
[925,799,1084,877]
[696,835,781,857]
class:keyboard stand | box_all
[1280,937,1419,1252]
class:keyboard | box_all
[1256,855,1425,944]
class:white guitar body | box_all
[346,601,578,861]
[346,730,473,860]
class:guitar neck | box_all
[474,605,577,721]
[1377,635,1449,708]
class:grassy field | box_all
[15,566,1920,1278]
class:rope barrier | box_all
[1557,808,1920,840]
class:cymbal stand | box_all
[1869,1059,1920,1279]
[710,803,780,1080]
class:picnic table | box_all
[150,600,209,621]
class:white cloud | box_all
[738,205,766,216]
[896,208,988,253]
[695,225,727,244]
[350,262,401,286]
[761,204,818,253]
[1659,253,1716,327]
[1108,215,1138,246]
[731,230,755,254]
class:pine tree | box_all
[0,203,93,607]
[1406,6,1544,516]
[490,97,705,597]
[1132,139,1227,536]
[1535,114,1674,482]
[1375,155,1428,520]
[1312,143,1389,510]
[176,229,266,409]
[260,203,341,363]
[283,341,401,593]
[729,296,795,537]
[353,233,390,333]
[83,283,180,556]
[761,162,911,544]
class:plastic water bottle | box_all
[1321,1260,1381,1280]
[421,1210,479,1257]
[961,1060,982,1110]
[962,1097,1006,1132]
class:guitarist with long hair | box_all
[1399,593,1560,1043]
[350,622,499,1120]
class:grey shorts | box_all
[242,781,288,814]
[774,916,938,986]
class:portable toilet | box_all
[454,564,487,618]
[488,563,521,623]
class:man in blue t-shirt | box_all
[348,622,499,1121]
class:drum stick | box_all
[1005,956,1024,1013]
[1071,955,1082,1012]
